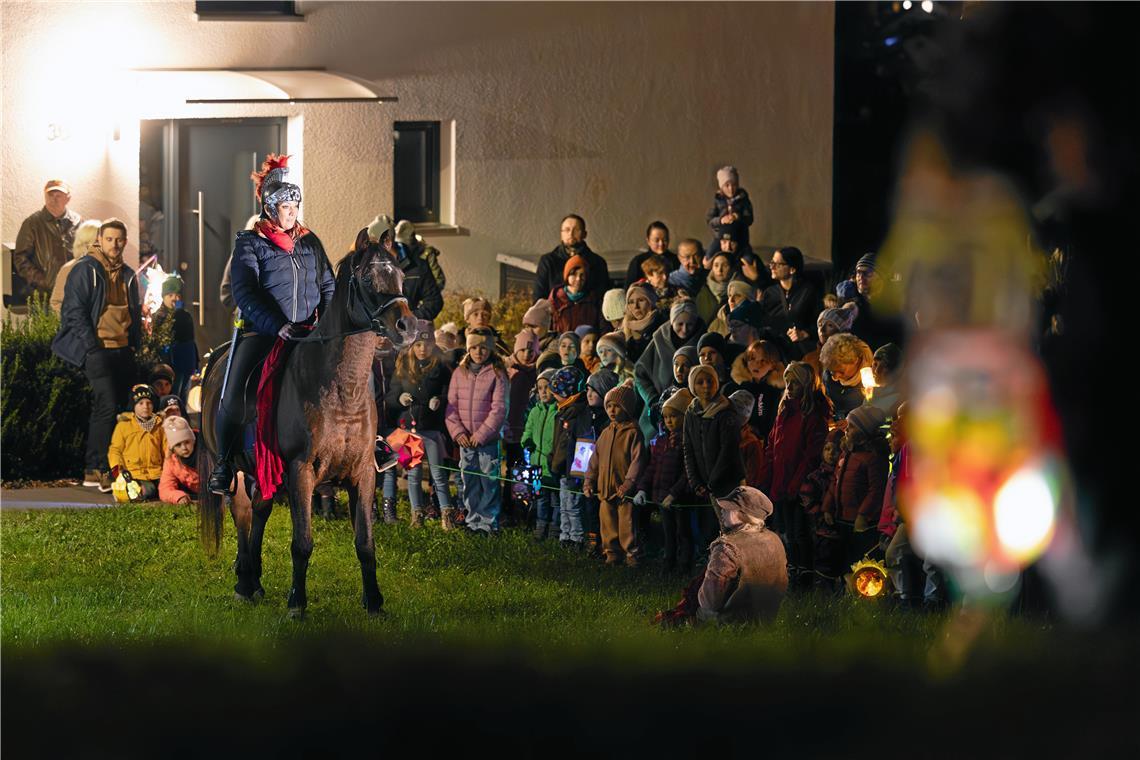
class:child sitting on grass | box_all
[635,388,695,574]
[584,383,647,567]
[108,385,167,501]
[159,415,199,505]
[522,368,561,540]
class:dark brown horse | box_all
[198,242,415,616]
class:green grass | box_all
[1,499,1052,672]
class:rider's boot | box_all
[209,404,240,495]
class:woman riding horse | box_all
[208,155,335,495]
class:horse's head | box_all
[348,242,417,348]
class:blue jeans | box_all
[381,431,452,513]
[535,480,560,526]
[559,477,584,542]
[460,442,500,532]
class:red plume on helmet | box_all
[251,153,291,201]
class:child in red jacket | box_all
[821,405,890,578]
[757,361,832,589]
[800,428,844,588]
[159,415,199,505]
[730,390,765,489]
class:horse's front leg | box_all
[347,464,384,615]
[286,460,317,617]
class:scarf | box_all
[623,311,656,337]
[707,277,730,300]
[135,415,158,433]
[566,288,586,303]
[254,219,309,254]
[694,394,731,420]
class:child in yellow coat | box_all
[108,384,166,500]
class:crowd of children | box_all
[96,164,934,615]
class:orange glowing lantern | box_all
[850,557,890,598]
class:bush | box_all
[437,289,533,341]
[1,293,91,480]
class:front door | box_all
[143,118,285,352]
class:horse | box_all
[197,241,416,616]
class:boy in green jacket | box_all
[522,368,561,539]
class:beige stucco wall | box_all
[1,0,833,298]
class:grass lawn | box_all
[2,501,1137,754]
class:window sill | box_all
[195,13,305,22]
[414,223,466,237]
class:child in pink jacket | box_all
[446,328,508,534]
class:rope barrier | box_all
[401,461,715,510]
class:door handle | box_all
[190,191,205,326]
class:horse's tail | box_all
[197,444,225,557]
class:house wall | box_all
[1,1,834,298]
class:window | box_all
[393,121,441,224]
[195,2,301,19]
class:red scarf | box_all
[254,219,309,253]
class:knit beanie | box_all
[159,395,182,414]
[669,299,698,326]
[697,332,727,360]
[817,304,858,334]
[847,404,888,438]
[514,328,540,355]
[164,415,195,451]
[873,343,902,373]
[538,368,558,385]
[551,366,586,398]
[715,486,774,524]
[596,332,627,360]
[130,383,157,407]
[602,288,627,321]
[149,363,175,384]
[835,280,858,301]
[661,388,694,416]
[394,219,416,245]
[414,319,436,344]
[625,281,658,307]
[687,364,720,396]
[558,331,580,350]
[563,254,588,282]
[523,299,552,328]
[726,280,753,301]
[716,165,739,186]
[783,361,815,395]
[463,297,491,321]
[604,383,640,421]
[162,276,183,296]
[673,345,698,366]
[729,390,755,423]
[728,300,766,329]
[856,252,877,272]
[466,328,495,351]
[575,324,598,341]
[367,214,394,243]
[586,368,620,399]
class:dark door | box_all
[176,119,284,351]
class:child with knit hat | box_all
[706,165,755,254]
[445,328,509,534]
[584,383,648,566]
[522,367,561,540]
[576,324,601,374]
[501,328,542,527]
[821,404,889,578]
[601,288,627,331]
[729,390,765,490]
[537,329,588,374]
[159,415,199,505]
[150,275,198,400]
[595,331,634,384]
[709,280,754,337]
[460,297,510,358]
[550,255,602,335]
[522,298,555,353]
[581,368,619,553]
[683,364,745,554]
[635,387,696,574]
[108,384,167,501]
[548,366,592,547]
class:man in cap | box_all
[384,219,443,320]
[13,179,82,302]
[394,219,446,291]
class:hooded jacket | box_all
[758,395,830,502]
[229,228,335,336]
[445,361,507,447]
[51,254,142,368]
[522,399,560,479]
[108,413,166,482]
[683,396,744,498]
[634,319,702,401]
[586,419,647,502]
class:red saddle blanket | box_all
[254,338,292,500]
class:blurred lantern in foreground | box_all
[877,133,1071,602]
[860,366,877,402]
[851,557,890,598]
[142,262,169,316]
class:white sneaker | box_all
[82,470,101,488]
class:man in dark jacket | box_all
[532,214,611,302]
[392,228,443,321]
[14,179,82,303]
[849,253,905,351]
[51,218,142,491]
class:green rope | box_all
[426,462,713,509]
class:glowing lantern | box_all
[851,557,890,598]
[860,366,877,402]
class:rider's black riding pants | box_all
[214,333,277,461]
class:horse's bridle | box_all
[298,247,409,343]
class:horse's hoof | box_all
[287,606,306,620]
[233,591,259,604]
[253,586,265,600]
